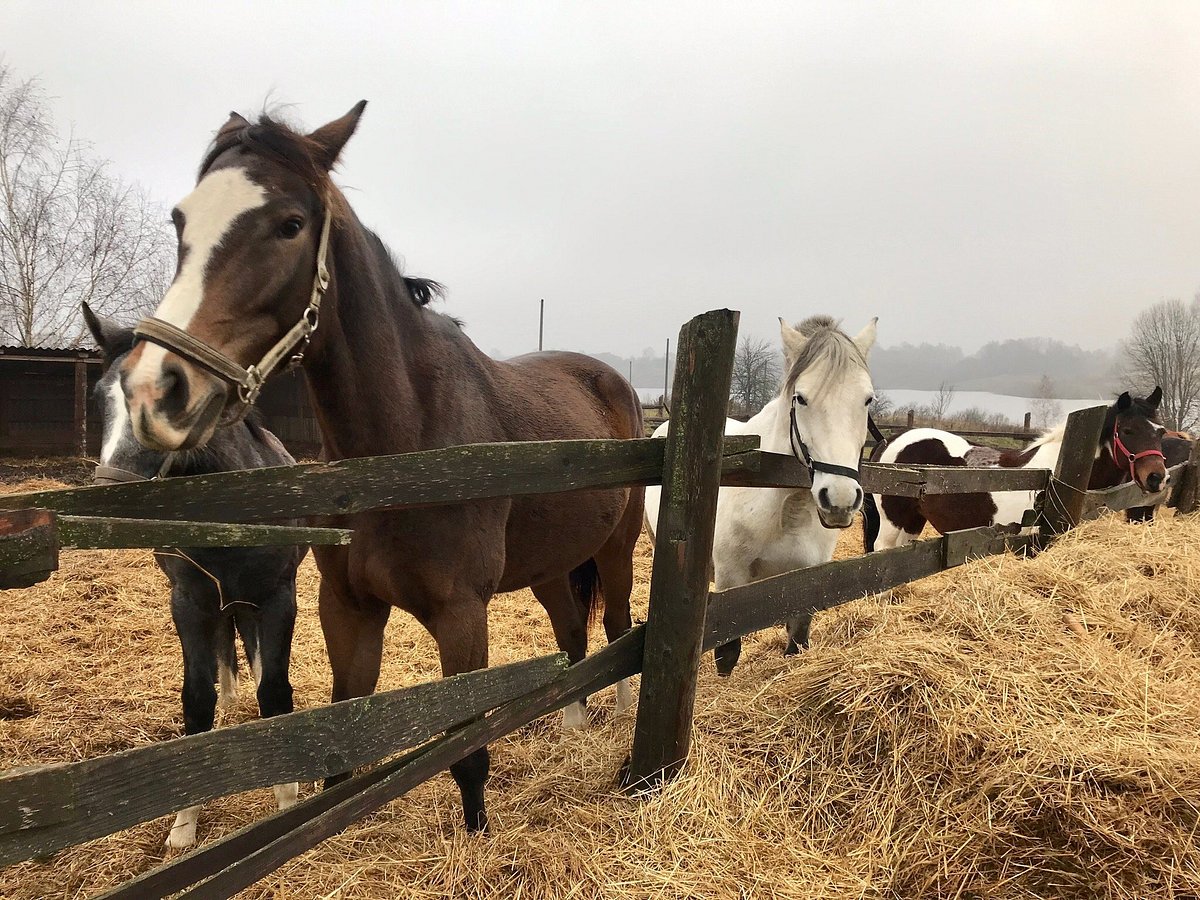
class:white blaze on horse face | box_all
[99,377,129,466]
[126,168,268,391]
[793,361,873,520]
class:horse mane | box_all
[203,113,453,319]
[200,112,328,187]
[782,315,869,395]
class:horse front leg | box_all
[432,598,491,832]
[246,585,299,810]
[167,588,219,850]
[318,579,390,788]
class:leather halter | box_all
[133,196,334,411]
[1112,428,1165,481]
[93,453,176,485]
[788,397,886,483]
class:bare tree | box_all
[1122,297,1200,431]
[868,391,894,421]
[1030,374,1062,429]
[931,380,956,421]
[729,335,780,416]
[0,64,172,347]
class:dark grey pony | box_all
[83,304,305,850]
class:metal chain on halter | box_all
[132,192,335,412]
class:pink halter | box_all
[1112,430,1165,481]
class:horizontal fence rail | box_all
[0,437,760,524]
[57,516,352,549]
[0,654,569,867]
[1082,462,1187,516]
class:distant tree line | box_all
[0,63,173,347]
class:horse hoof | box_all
[165,805,200,850]
[561,700,587,730]
[273,782,299,809]
[465,810,488,833]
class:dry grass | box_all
[2,477,1200,899]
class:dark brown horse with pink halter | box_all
[121,102,644,832]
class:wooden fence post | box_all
[906,409,915,429]
[1023,411,1032,431]
[74,357,88,458]
[0,509,58,588]
[625,309,739,790]
[1170,439,1200,514]
[1040,405,1106,536]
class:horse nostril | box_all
[854,487,863,508]
[1147,473,1163,492]
[818,487,830,508]
[157,363,190,418]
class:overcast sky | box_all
[4,1,1198,364]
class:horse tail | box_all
[861,492,881,553]
[569,557,604,628]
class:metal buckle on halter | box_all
[239,366,265,406]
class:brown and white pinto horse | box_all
[864,389,1168,550]
[1127,430,1194,522]
[118,103,644,832]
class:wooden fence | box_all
[1,309,1197,898]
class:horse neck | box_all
[301,212,484,460]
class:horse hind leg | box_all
[593,488,642,714]
[874,495,925,551]
[532,576,589,729]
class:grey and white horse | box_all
[84,304,305,850]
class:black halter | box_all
[788,398,888,483]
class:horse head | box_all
[83,303,181,483]
[779,315,877,528]
[1109,386,1169,493]
[120,102,367,452]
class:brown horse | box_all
[120,102,644,831]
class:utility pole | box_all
[628,360,633,384]
[663,338,670,403]
[538,298,544,351]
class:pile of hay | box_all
[3,481,1199,898]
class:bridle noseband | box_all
[132,195,334,415]
[1111,428,1165,482]
[93,453,176,486]
[788,396,886,484]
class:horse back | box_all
[492,351,643,441]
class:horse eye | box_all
[279,217,304,239]
[794,394,808,407]
[865,396,874,407]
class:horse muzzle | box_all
[121,344,229,451]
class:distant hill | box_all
[581,337,1121,400]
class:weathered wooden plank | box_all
[627,309,739,790]
[1170,440,1200,515]
[0,654,567,867]
[1082,463,1187,516]
[97,629,647,900]
[861,463,1051,497]
[718,450,810,489]
[0,437,760,524]
[56,516,352,549]
[0,508,58,588]
[1040,406,1107,535]
[704,525,1032,648]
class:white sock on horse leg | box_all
[614,678,633,715]
[217,661,238,708]
[273,782,299,809]
[561,701,586,730]
[165,804,201,850]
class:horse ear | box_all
[779,317,807,364]
[1117,391,1132,411]
[81,302,134,361]
[308,100,367,170]
[1147,386,1163,408]
[852,317,878,357]
[215,111,250,141]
